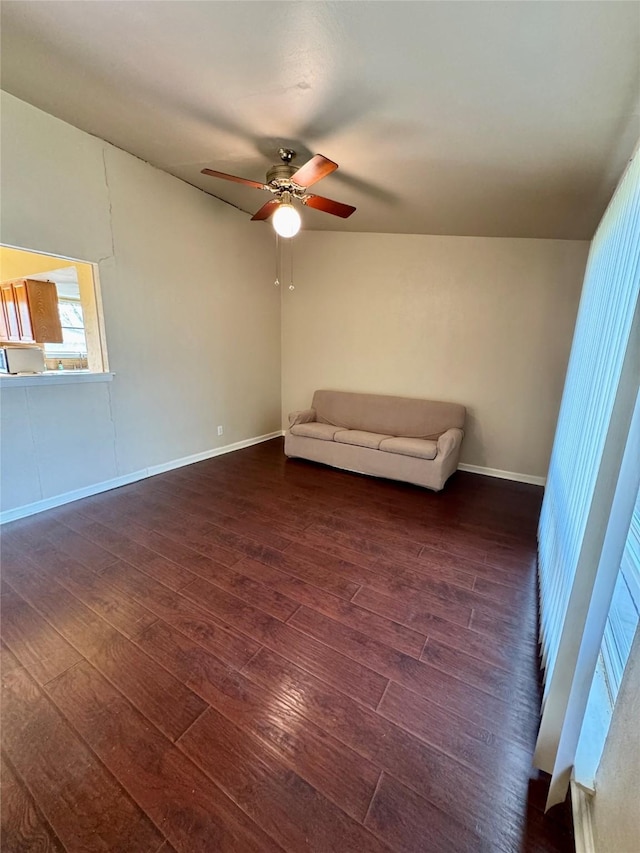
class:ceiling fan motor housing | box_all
[266,162,297,184]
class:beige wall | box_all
[0,92,280,514]
[282,231,588,479]
[591,625,640,851]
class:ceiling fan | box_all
[201,148,356,237]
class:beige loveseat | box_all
[285,390,466,491]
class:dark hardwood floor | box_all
[0,438,573,852]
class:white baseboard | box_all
[0,430,282,525]
[457,463,546,487]
[145,431,283,476]
[0,469,150,526]
[571,780,596,853]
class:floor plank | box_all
[1,753,66,853]
[25,545,159,640]
[2,664,163,852]
[102,559,261,669]
[364,771,488,853]
[2,551,208,743]
[1,589,82,686]
[45,660,283,853]
[55,512,198,591]
[137,619,379,822]
[242,647,543,851]
[286,605,538,741]
[179,706,391,853]
[179,576,389,708]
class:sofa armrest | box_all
[437,428,464,459]
[288,408,316,427]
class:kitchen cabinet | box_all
[0,279,63,343]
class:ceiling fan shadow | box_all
[331,170,400,205]
[296,86,383,142]
[146,85,258,155]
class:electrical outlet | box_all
[217,425,224,437]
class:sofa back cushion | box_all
[311,390,465,439]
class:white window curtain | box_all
[535,144,640,809]
[602,484,640,702]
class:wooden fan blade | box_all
[201,168,267,190]
[303,194,356,219]
[251,199,280,221]
[291,154,338,189]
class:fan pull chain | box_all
[289,237,295,291]
[274,233,280,287]
[273,230,295,292]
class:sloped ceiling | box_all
[1,0,639,239]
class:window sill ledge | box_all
[0,371,114,389]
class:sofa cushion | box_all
[334,429,392,450]
[312,390,465,439]
[290,422,343,441]
[379,437,438,460]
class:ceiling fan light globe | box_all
[273,203,301,238]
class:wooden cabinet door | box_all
[12,280,35,342]
[0,279,63,343]
[0,283,22,341]
[25,280,63,343]
[0,290,9,341]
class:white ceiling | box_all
[1,1,639,239]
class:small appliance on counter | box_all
[0,346,46,374]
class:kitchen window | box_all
[0,244,108,373]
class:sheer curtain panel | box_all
[534,146,640,809]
